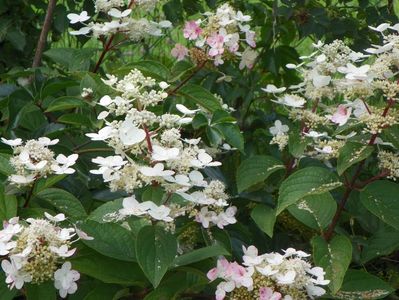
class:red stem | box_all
[143,125,153,153]
[93,35,115,73]
[324,98,396,241]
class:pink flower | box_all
[246,30,256,48]
[329,105,352,126]
[183,21,202,40]
[171,44,188,61]
[207,33,225,57]
[259,287,282,300]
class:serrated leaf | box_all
[277,167,341,214]
[335,269,394,299]
[360,180,399,230]
[250,204,276,237]
[236,155,285,193]
[36,188,86,217]
[172,243,229,267]
[312,235,352,294]
[178,84,222,112]
[288,193,337,231]
[337,142,373,175]
[79,220,136,262]
[136,226,177,288]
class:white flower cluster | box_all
[87,69,236,229]
[172,3,257,68]
[67,0,171,40]
[262,23,399,171]
[1,137,78,186]
[207,246,329,300]
[0,213,92,298]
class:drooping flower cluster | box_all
[0,213,91,298]
[1,137,78,186]
[262,24,399,178]
[171,3,257,69]
[86,69,236,230]
[207,246,329,300]
[67,0,171,40]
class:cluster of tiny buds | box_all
[0,213,93,298]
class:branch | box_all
[167,61,206,96]
[324,98,396,241]
[32,0,57,68]
[93,35,115,73]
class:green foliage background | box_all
[1,0,399,299]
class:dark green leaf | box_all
[360,180,399,230]
[237,155,285,192]
[250,204,276,237]
[136,225,177,288]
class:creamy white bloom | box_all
[54,262,80,298]
[67,11,90,24]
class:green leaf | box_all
[83,284,127,300]
[71,247,146,286]
[250,204,276,237]
[136,225,177,288]
[36,188,87,217]
[25,281,56,300]
[312,235,352,294]
[236,155,285,193]
[121,60,170,81]
[88,198,123,223]
[144,270,208,300]
[178,84,222,112]
[214,123,244,152]
[169,60,195,82]
[287,193,337,231]
[0,153,13,176]
[0,185,17,223]
[381,124,399,149]
[288,132,308,158]
[33,175,67,194]
[0,273,17,300]
[211,110,236,125]
[44,48,76,68]
[335,269,394,299]
[41,80,79,99]
[79,220,136,262]
[45,96,85,112]
[360,180,399,230]
[44,48,95,71]
[277,167,341,214]
[172,243,229,267]
[58,113,92,127]
[361,226,399,263]
[17,103,47,131]
[337,142,374,176]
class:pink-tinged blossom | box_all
[183,21,202,40]
[171,44,189,61]
[207,33,225,57]
[329,105,352,126]
[246,30,256,47]
[259,287,282,300]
